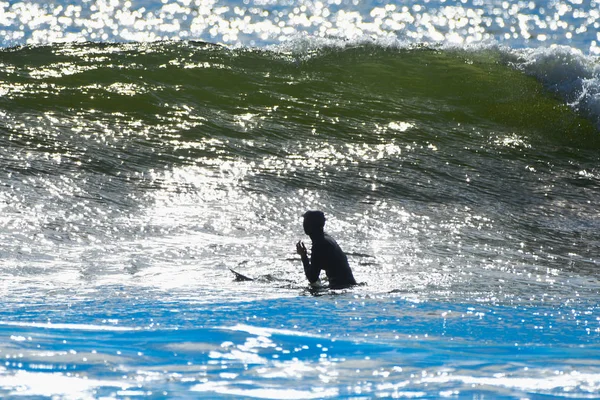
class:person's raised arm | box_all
[297,241,320,284]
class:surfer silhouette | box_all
[296,211,357,289]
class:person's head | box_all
[303,210,326,235]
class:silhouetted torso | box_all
[304,233,357,289]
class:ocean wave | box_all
[1,40,598,147]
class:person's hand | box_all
[296,241,307,258]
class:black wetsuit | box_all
[301,233,357,289]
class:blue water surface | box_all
[1,284,599,398]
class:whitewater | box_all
[0,0,599,398]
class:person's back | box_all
[311,233,356,289]
[296,211,357,289]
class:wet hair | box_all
[303,210,326,230]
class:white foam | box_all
[422,371,600,393]
[0,370,130,397]
[509,45,600,127]
[0,321,137,332]
[220,323,323,339]
[191,381,338,399]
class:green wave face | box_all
[1,42,596,152]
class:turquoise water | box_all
[2,292,599,398]
[1,1,600,398]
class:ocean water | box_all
[1,0,600,398]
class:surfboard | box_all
[228,269,362,296]
[229,268,254,282]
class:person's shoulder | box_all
[313,233,333,246]
[323,233,339,246]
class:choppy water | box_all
[1,1,600,398]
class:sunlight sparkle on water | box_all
[3,0,600,52]
[0,371,131,398]
[2,2,600,395]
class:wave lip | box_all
[509,45,600,128]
